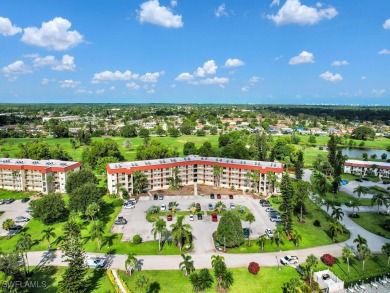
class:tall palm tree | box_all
[2,219,15,238]
[42,227,56,249]
[353,185,368,201]
[331,207,344,221]
[89,220,105,250]
[382,243,390,266]
[353,234,367,259]
[213,164,223,188]
[170,216,192,251]
[324,201,334,213]
[257,235,267,251]
[313,172,328,195]
[179,253,195,276]
[342,247,354,275]
[350,199,360,214]
[16,232,33,276]
[151,218,168,252]
[245,213,255,246]
[306,254,318,287]
[371,193,389,214]
[211,255,225,267]
[133,171,148,195]
[360,245,371,272]
[252,170,260,193]
[273,225,284,250]
[291,230,302,247]
[244,171,252,188]
[267,171,277,194]
[329,221,344,241]
[125,253,138,276]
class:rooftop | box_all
[0,158,80,168]
[345,159,390,168]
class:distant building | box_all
[280,127,293,134]
[107,155,283,195]
[0,158,81,194]
[42,116,81,122]
[344,160,390,178]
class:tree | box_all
[353,185,368,201]
[151,219,168,252]
[213,259,234,290]
[16,232,32,276]
[125,253,138,276]
[138,128,150,138]
[371,193,389,214]
[272,225,284,250]
[168,127,181,137]
[382,243,390,266]
[331,207,344,221]
[82,139,124,168]
[280,173,294,234]
[197,141,214,157]
[350,199,360,214]
[65,169,98,194]
[59,220,87,293]
[257,235,267,251]
[133,170,148,195]
[255,132,269,161]
[245,212,255,246]
[359,245,371,272]
[327,135,337,175]
[2,219,15,236]
[382,153,388,160]
[353,234,367,259]
[135,275,150,293]
[179,253,195,276]
[120,124,137,138]
[267,171,277,194]
[252,170,260,193]
[70,138,77,149]
[342,247,354,275]
[291,230,302,247]
[329,221,343,241]
[189,269,213,292]
[85,202,100,223]
[123,139,131,149]
[95,156,119,175]
[351,126,375,140]
[215,211,244,247]
[136,140,178,160]
[294,180,310,222]
[282,278,309,293]
[308,135,316,144]
[306,254,318,287]
[213,164,223,188]
[170,216,192,251]
[183,142,197,156]
[294,150,304,180]
[76,129,91,145]
[42,227,56,249]
[211,255,225,267]
[69,183,103,215]
[156,125,166,136]
[214,201,226,214]
[167,167,182,190]
[31,193,68,225]
[313,172,328,196]
[89,221,104,250]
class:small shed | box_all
[314,270,344,292]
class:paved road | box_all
[339,179,388,199]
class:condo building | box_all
[106,155,284,195]
[344,160,390,178]
[0,158,82,194]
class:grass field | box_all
[0,189,34,200]
[349,212,390,239]
[119,266,299,293]
[321,191,372,207]
[28,266,114,293]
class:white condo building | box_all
[344,160,390,178]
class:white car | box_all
[161,204,166,211]
[265,228,273,238]
[230,203,235,210]
[87,256,107,268]
[15,216,30,223]
[280,255,299,265]
[124,204,135,209]
[189,214,194,221]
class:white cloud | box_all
[21,17,84,51]
[195,60,218,77]
[378,49,390,55]
[224,58,245,68]
[96,89,105,94]
[170,0,177,7]
[241,76,262,92]
[59,79,81,88]
[126,82,141,90]
[215,4,228,17]
[138,0,183,28]
[53,55,76,71]
[41,78,50,85]
[319,71,343,83]
[383,19,390,30]
[199,76,229,85]
[147,89,156,94]
[371,89,386,96]
[289,51,314,65]
[140,72,162,83]
[110,86,116,91]
[361,76,367,80]
[175,72,194,81]
[270,0,280,7]
[267,0,338,26]
[92,70,138,83]
[75,89,93,94]
[331,60,348,66]
[0,17,22,36]
[2,60,32,76]
[241,85,250,92]
[32,55,56,67]
[32,54,76,71]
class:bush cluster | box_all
[313,220,321,227]
[248,262,260,275]
[133,234,142,244]
[321,254,336,266]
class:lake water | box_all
[341,148,390,159]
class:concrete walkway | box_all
[111,269,127,293]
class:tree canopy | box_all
[215,211,244,247]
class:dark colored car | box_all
[167,214,173,221]
[361,178,370,181]
[260,199,269,204]
[153,194,158,200]
[262,202,272,207]
[5,198,15,204]
[211,212,218,222]
[210,193,215,199]
[197,213,203,220]
[208,203,213,210]
[217,194,221,199]
[9,225,23,236]
[229,194,233,199]
[114,216,127,225]
[355,179,363,182]
[21,197,30,203]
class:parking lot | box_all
[111,194,276,254]
[340,179,389,199]
[0,200,31,236]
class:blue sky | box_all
[1,0,389,104]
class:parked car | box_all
[127,199,137,205]
[158,195,164,200]
[87,256,107,268]
[243,228,250,238]
[355,178,363,182]
[26,207,33,213]
[265,228,273,238]
[270,215,281,222]
[230,203,235,210]
[266,207,277,212]
[9,225,23,236]
[153,194,158,200]
[5,199,15,204]
[124,203,135,209]
[0,200,4,205]
[15,216,30,223]
[262,202,272,207]
[114,216,127,225]
[238,206,245,213]
[210,193,215,199]
[260,199,269,204]
[189,214,194,221]
[167,214,173,221]
[362,178,370,181]
[197,213,203,220]
[21,198,30,203]
[208,203,213,210]
[211,212,218,222]
[281,255,299,265]
[217,194,221,199]
[229,194,234,199]
[161,204,166,211]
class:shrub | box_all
[313,220,321,227]
[147,205,160,214]
[113,199,124,207]
[248,262,260,275]
[383,219,390,231]
[349,213,360,219]
[321,254,335,266]
[133,234,142,244]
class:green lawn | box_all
[321,191,372,207]
[229,197,350,253]
[146,210,195,222]
[349,212,390,239]
[296,145,328,168]
[28,266,114,293]
[206,206,250,220]
[119,266,299,293]
[0,189,34,200]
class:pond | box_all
[341,148,390,159]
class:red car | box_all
[217,194,221,199]
[211,212,218,222]
[167,215,172,221]
[229,194,233,199]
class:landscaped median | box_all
[349,212,390,239]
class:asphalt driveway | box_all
[0,200,31,236]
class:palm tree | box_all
[360,245,371,272]
[125,253,138,276]
[213,164,223,188]
[42,227,56,249]
[342,247,354,275]
[189,269,214,292]
[282,278,305,292]
[245,213,255,246]
[273,225,284,250]
[329,221,343,241]
[382,243,390,266]
[371,193,389,214]
[314,172,328,195]
[2,219,15,237]
[252,170,260,193]
[168,167,182,190]
[267,171,277,194]
[353,234,367,259]
[215,201,226,214]
[257,235,267,251]
[306,254,318,287]
[291,230,302,247]
[331,207,344,221]
[151,219,168,252]
[179,253,195,276]
[245,171,252,188]
[89,220,105,250]
[353,185,368,201]
[294,180,310,222]
[211,255,225,267]
[16,232,33,276]
[350,199,360,214]
[133,170,148,195]
[170,216,192,251]
[324,201,334,213]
